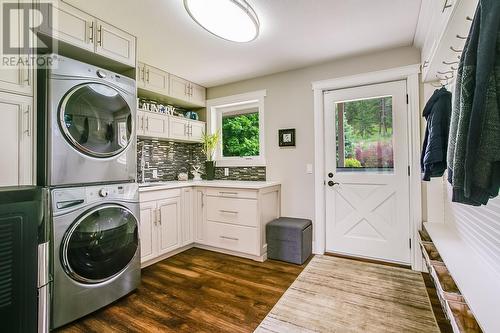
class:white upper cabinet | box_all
[140,112,169,139]
[42,1,94,52]
[190,83,206,107]
[137,63,169,95]
[169,75,206,107]
[95,20,136,67]
[169,75,191,101]
[37,1,136,66]
[0,92,33,186]
[0,0,32,95]
[168,116,204,143]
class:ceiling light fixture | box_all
[184,0,260,43]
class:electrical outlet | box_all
[306,164,313,174]
[224,168,229,176]
[152,169,158,179]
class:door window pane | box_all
[336,96,394,171]
[222,109,260,157]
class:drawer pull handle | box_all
[220,236,239,241]
[220,210,238,215]
[219,192,238,196]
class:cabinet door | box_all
[190,83,206,107]
[139,201,157,263]
[181,188,194,245]
[157,197,181,255]
[194,188,207,243]
[169,75,189,101]
[0,92,33,186]
[40,1,94,52]
[136,110,145,137]
[189,121,205,142]
[0,0,32,95]
[144,65,169,95]
[136,63,146,89]
[95,20,136,66]
[144,113,168,139]
[168,116,189,141]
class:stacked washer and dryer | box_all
[37,55,141,329]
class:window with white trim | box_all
[207,90,266,167]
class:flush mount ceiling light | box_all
[184,0,260,43]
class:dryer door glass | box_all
[63,205,138,283]
[60,83,133,158]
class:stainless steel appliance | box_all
[0,187,50,333]
[51,183,140,329]
[37,55,137,187]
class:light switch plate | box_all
[152,169,158,179]
[306,164,313,174]
[224,168,229,176]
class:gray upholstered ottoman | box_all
[266,217,312,265]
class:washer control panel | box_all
[52,183,138,214]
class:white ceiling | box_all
[65,0,422,87]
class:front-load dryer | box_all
[51,183,140,329]
[38,55,137,187]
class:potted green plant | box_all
[201,131,219,180]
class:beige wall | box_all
[207,46,421,222]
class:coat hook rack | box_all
[442,0,452,12]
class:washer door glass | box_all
[60,83,133,158]
[63,205,138,283]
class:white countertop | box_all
[138,180,281,192]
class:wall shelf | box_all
[424,222,500,333]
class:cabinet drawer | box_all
[206,197,258,227]
[205,221,259,255]
[139,188,181,202]
[206,188,258,199]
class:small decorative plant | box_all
[201,131,219,161]
[201,131,219,180]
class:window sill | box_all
[215,157,266,168]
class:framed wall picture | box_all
[279,128,296,147]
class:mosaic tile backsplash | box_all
[137,139,266,182]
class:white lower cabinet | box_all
[139,189,183,265]
[0,92,33,186]
[139,201,157,263]
[139,184,280,266]
[157,197,181,255]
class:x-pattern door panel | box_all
[324,80,410,264]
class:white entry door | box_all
[324,80,411,264]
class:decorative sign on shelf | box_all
[279,128,296,147]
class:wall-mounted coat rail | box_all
[421,0,479,84]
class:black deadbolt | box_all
[328,173,334,178]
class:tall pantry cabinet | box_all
[0,0,35,187]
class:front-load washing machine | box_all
[51,183,140,329]
[37,55,137,187]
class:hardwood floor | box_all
[57,249,451,333]
[57,248,307,333]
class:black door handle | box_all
[328,181,340,187]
